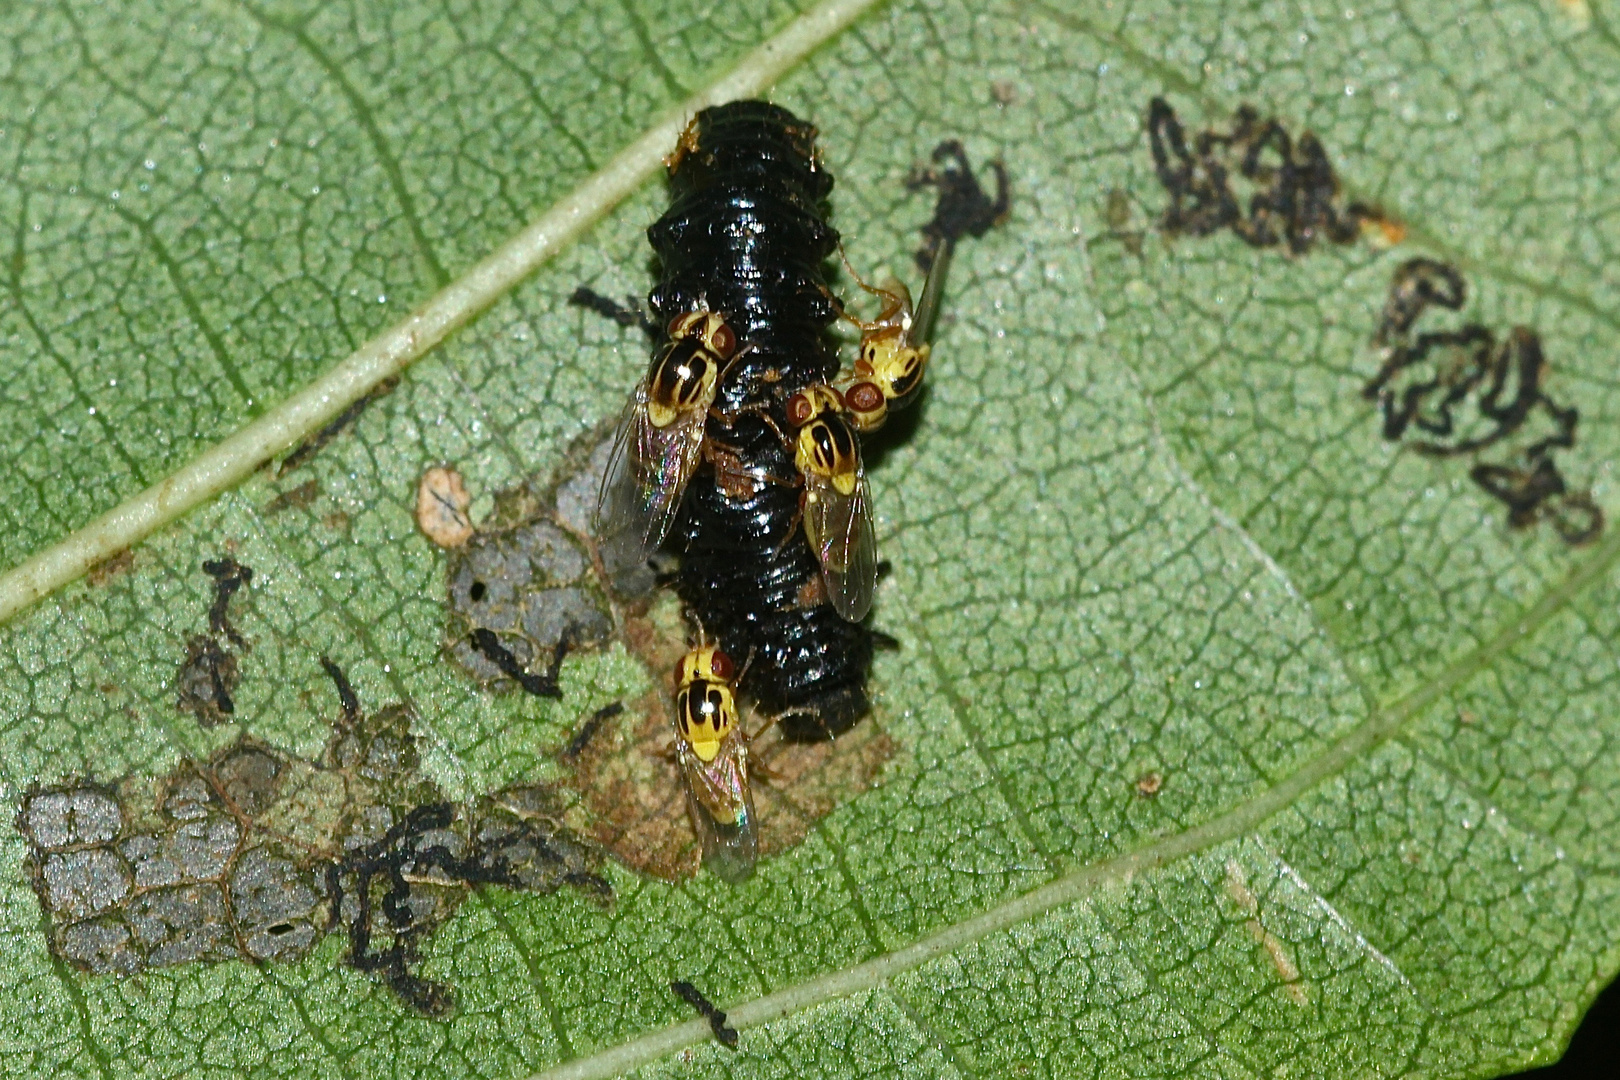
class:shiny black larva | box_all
[649,101,872,739]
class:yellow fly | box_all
[838,278,930,433]
[786,386,878,622]
[673,645,757,884]
[595,312,738,571]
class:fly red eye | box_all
[846,381,884,415]
[709,650,735,681]
[786,392,812,427]
[710,324,737,359]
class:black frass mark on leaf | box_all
[1372,257,1466,347]
[670,979,739,1048]
[1362,258,1603,544]
[561,702,623,762]
[327,799,611,1017]
[907,139,1010,272]
[1471,461,1604,546]
[177,634,239,726]
[27,652,610,1016]
[202,557,253,648]
[319,656,361,730]
[277,376,398,477]
[176,557,250,722]
[177,558,255,727]
[1146,96,1387,254]
[568,286,659,338]
[445,501,615,689]
[469,626,571,699]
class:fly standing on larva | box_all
[670,644,757,884]
[837,276,933,434]
[595,311,739,570]
[784,382,878,622]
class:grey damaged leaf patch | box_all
[19,670,609,1015]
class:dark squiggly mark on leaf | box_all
[562,701,623,762]
[670,979,739,1048]
[202,557,252,648]
[26,652,610,1016]
[277,377,399,478]
[907,140,1010,272]
[1362,258,1602,544]
[177,559,255,726]
[1146,96,1384,254]
[469,626,571,699]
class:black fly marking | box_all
[1146,96,1377,254]
[907,139,1010,271]
[561,702,623,762]
[1364,258,1602,544]
[278,377,398,478]
[569,286,658,338]
[202,556,253,648]
[670,979,739,1049]
[469,627,570,699]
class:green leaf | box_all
[1,0,1617,1076]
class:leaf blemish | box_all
[23,654,610,1016]
[262,478,321,516]
[415,466,474,548]
[907,140,1010,272]
[1146,96,1397,255]
[1225,859,1309,1005]
[444,434,616,689]
[177,558,254,728]
[85,549,135,587]
[438,427,900,880]
[1362,258,1605,544]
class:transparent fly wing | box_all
[679,738,757,884]
[805,464,878,622]
[594,382,706,574]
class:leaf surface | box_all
[1,0,1618,1078]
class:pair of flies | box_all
[591,256,949,883]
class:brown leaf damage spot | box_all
[567,672,895,882]
[416,466,474,548]
[86,549,135,587]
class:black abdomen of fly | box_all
[649,101,871,738]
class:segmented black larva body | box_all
[649,101,871,739]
